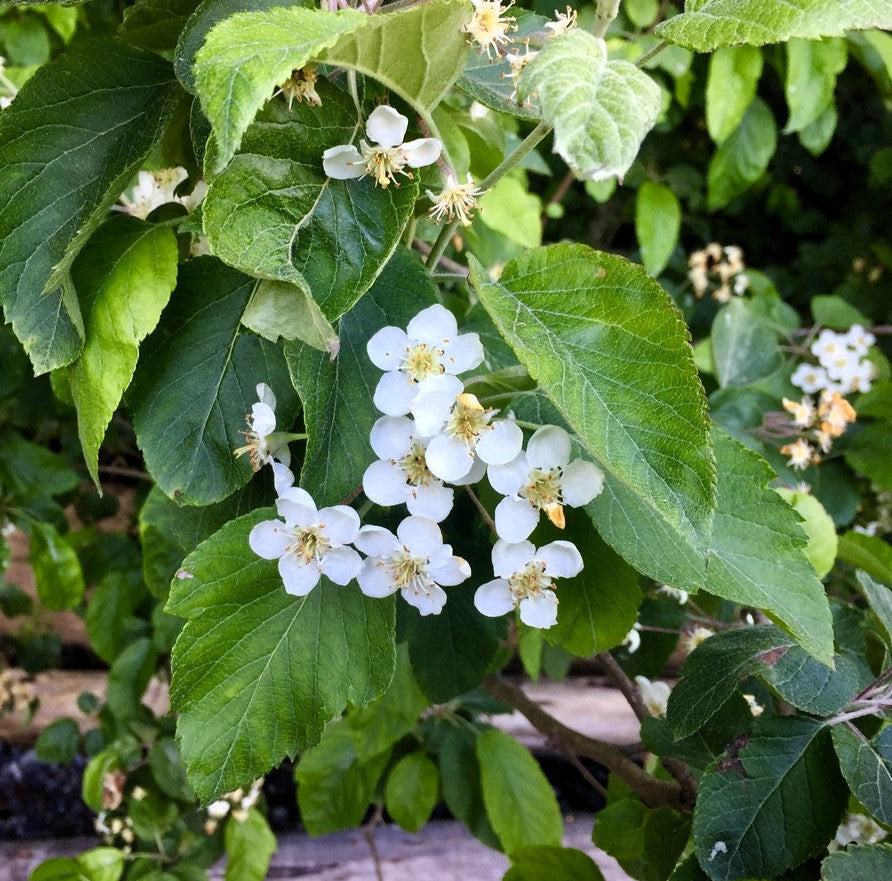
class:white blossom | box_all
[355,515,470,615]
[474,539,583,629]
[622,623,641,653]
[464,0,516,59]
[363,416,454,521]
[844,324,875,356]
[234,383,291,472]
[656,585,689,605]
[487,425,604,542]
[635,675,671,716]
[119,167,188,219]
[207,800,230,819]
[323,105,442,189]
[249,490,361,596]
[790,363,829,394]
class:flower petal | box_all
[366,105,409,148]
[278,554,321,596]
[427,551,470,586]
[536,540,584,578]
[407,482,454,522]
[272,443,291,467]
[402,582,447,615]
[474,579,516,617]
[276,495,318,527]
[411,390,455,437]
[321,546,362,585]
[402,138,443,168]
[442,332,484,375]
[492,539,535,578]
[396,514,443,558]
[367,325,409,371]
[363,459,410,507]
[407,303,457,346]
[256,383,276,410]
[519,592,558,629]
[355,525,400,558]
[272,462,295,495]
[369,415,415,459]
[249,520,290,559]
[426,434,475,482]
[374,370,415,416]
[475,418,523,465]
[561,459,605,507]
[487,452,528,496]
[322,144,364,179]
[527,425,571,469]
[319,505,360,545]
[358,558,399,597]
[494,496,539,543]
[450,454,487,486]
[251,401,276,438]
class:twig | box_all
[98,464,152,481]
[560,747,609,800]
[464,485,497,534]
[363,803,386,881]
[413,239,469,277]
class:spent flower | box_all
[427,173,485,226]
[234,383,291,471]
[464,0,516,59]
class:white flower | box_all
[622,623,641,653]
[781,437,816,470]
[207,800,230,819]
[544,6,577,36]
[119,167,189,219]
[249,490,362,596]
[656,584,689,605]
[234,383,291,471]
[685,626,714,652]
[464,0,516,59]
[322,105,442,189]
[423,394,524,482]
[790,363,829,394]
[179,180,208,213]
[355,516,470,615]
[474,539,583,629]
[635,675,671,716]
[363,416,454,521]
[844,324,875,356]
[811,329,846,366]
[782,396,816,429]
[367,304,484,419]
[741,693,764,717]
[427,173,485,227]
[487,425,604,542]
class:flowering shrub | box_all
[0,1,890,880]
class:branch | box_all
[484,676,688,810]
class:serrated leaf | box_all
[286,248,436,507]
[68,216,178,487]
[693,717,848,881]
[129,257,299,505]
[120,0,201,52]
[656,0,892,53]
[518,30,661,181]
[476,728,562,854]
[831,726,892,825]
[711,296,782,389]
[856,571,892,644]
[241,279,338,353]
[505,846,606,881]
[30,522,85,611]
[785,37,847,133]
[385,750,440,833]
[203,80,418,319]
[635,180,681,276]
[168,508,396,800]
[774,488,837,577]
[838,530,892,584]
[194,6,366,171]
[821,843,892,880]
[0,39,181,374]
[224,807,276,881]
[706,46,763,144]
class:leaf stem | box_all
[634,39,670,67]
[425,121,553,273]
[464,485,497,534]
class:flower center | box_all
[399,441,434,486]
[521,468,565,528]
[279,64,321,109]
[403,343,444,381]
[389,550,431,593]
[361,144,408,189]
[508,561,553,601]
[234,424,267,471]
[288,525,331,565]
[445,393,492,445]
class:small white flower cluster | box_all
[829,812,887,852]
[118,167,207,220]
[244,305,604,629]
[95,812,135,850]
[778,390,857,470]
[204,778,264,833]
[688,243,749,302]
[791,326,875,396]
[0,667,35,717]
[634,675,671,716]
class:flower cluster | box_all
[0,667,36,718]
[243,305,604,629]
[791,326,875,396]
[688,243,749,302]
[777,390,857,470]
[118,167,207,220]
[276,64,321,109]
[829,812,887,852]
[204,778,264,833]
[463,0,516,59]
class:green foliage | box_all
[711,299,782,389]
[29,521,85,610]
[636,181,681,276]
[821,844,892,880]
[385,750,440,833]
[224,809,276,881]
[504,846,606,881]
[831,726,892,825]
[705,46,763,144]
[34,717,81,764]
[774,487,838,577]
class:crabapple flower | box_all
[487,425,604,542]
[622,624,642,654]
[464,0,516,59]
[474,539,583,629]
[119,167,188,218]
[367,304,484,418]
[322,105,442,189]
[782,396,815,429]
[249,489,361,596]
[427,173,485,226]
[844,324,875,356]
[363,416,454,521]
[234,383,291,471]
[635,675,671,716]
[355,516,470,615]
[742,693,765,717]
[276,65,321,109]
[544,6,577,35]
[790,363,829,394]
[780,437,817,470]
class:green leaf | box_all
[707,98,777,210]
[831,726,892,825]
[203,81,418,319]
[385,750,440,833]
[120,0,201,52]
[856,571,892,644]
[241,280,338,354]
[838,531,892,584]
[505,846,606,881]
[774,488,837,577]
[168,509,396,800]
[635,181,681,276]
[76,849,125,881]
[477,728,562,854]
[544,510,641,656]
[295,720,390,835]
[811,295,870,328]
[129,257,299,506]
[35,718,81,764]
[655,0,892,52]
[479,177,542,249]
[470,243,716,554]
[194,6,366,171]
[85,571,144,663]
[711,297,782,389]
[518,30,661,181]
[0,39,181,374]
[785,38,847,133]
[224,808,276,881]
[821,844,892,880]
[845,424,892,490]
[286,248,436,507]
[0,436,80,500]
[149,737,195,801]
[30,522,85,611]
[107,637,157,722]
[68,216,178,487]
[706,46,763,144]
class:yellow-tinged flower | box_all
[684,626,714,653]
[818,390,857,437]
[277,65,321,109]
[782,396,816,429]
[780,438,818,470]
[742,693,764,717]
[544,5,578,36]
[464,0,516,59]
[426,173,485,226]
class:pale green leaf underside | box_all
[68,216,179,487]
[831,726,892,826]
[657,0,892,52]
[168,508,396,800]
[519,30,661,181]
